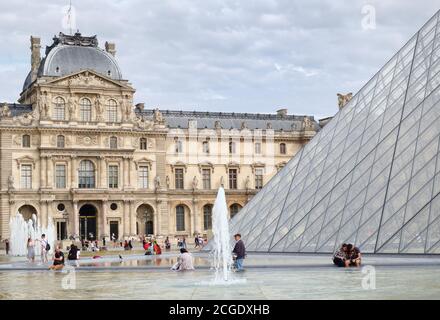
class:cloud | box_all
[0,0,439,118]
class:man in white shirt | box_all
[38,234,48,263]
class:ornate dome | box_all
[23,32,122,91]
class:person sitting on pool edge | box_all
[332,243,349,267]
[49,246,65,270]
[347,244,362,267]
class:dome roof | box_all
[23,32,122,91]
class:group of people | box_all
[332,243,362,267]
[194,234,205,248]
[143,238,162,255]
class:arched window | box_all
[57,135,65,148]
[107,99,117,122]
[203,204,213,230]
[176,205,185,231]
[80,98,92,122]
[78,160,95,188]
[22,135,31,148]
[109,136,118,149]
[53,97,65,120]
[230,203,242,218]
[280,143,286,154]
[140,138,147,150]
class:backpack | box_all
[45,242,50,251]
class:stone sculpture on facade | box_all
[154,175,161,190]
[337,93,353,110]
[303,117,314,130]
[0,104,11,118]
[95,95,105,121]
[67,96,77,120]
[192,176,198,190]
[153,108,165,125]
[38,92,50,119]
[7,175,14,191]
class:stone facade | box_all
[0,32,318,241]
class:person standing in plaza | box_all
[2,238,10,255]
[37,234,49,263]
[182,237,187,249]
[165,237,171,250]
[27,238,35,263]
[232,233,246,272]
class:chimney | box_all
[276,108,288,117]
[30,36,41,82]
[105,41,116,57]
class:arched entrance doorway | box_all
[18,205,38,221]
[79,204,97,240]
[136,204,154,236]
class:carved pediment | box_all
[15,156,36,169]
[44,70,131,90]
[134,157,154,170]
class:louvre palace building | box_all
[0,32,319,241]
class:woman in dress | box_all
[27,237,35,263]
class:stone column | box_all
[101,200,108,238]
[123,157,129,188]
[129,200,136,236]
[156,200,162,236]
[72,201,79,238]
[191,199,197,236]
[128,157,133,187]
[40,155,47,188]
[40,200,47,229]
[46,200,52,229]
[70,156,77,188]
[46,156,53,188]
[100,156,106,188]
[123,200,129,237]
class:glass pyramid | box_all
[229,10,440,254]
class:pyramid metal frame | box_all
[228,10,440,254]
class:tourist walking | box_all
[182,237,187,249]
[27,238,35,263]
[232,233,246,271]
[2,238,10,255]
[37,234,49,263]
[172,248,195,271]
[111,233,117,248]
[194,235,200,248]
[49,246,65,270]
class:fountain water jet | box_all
[9,212,55,257]
[209,187,245,285]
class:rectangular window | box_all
[140,138,147,150]
[175,168,184,189]
[255,168,264,189]
[202,169,211,190]
[229,169,237,189]
[55,164,66,188]
[21,164,32,189]
[138,166,149,188]
[108,165,119,189]
[107,105,117,122]
[255,142,261,154]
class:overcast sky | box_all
[0,1,439,119]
